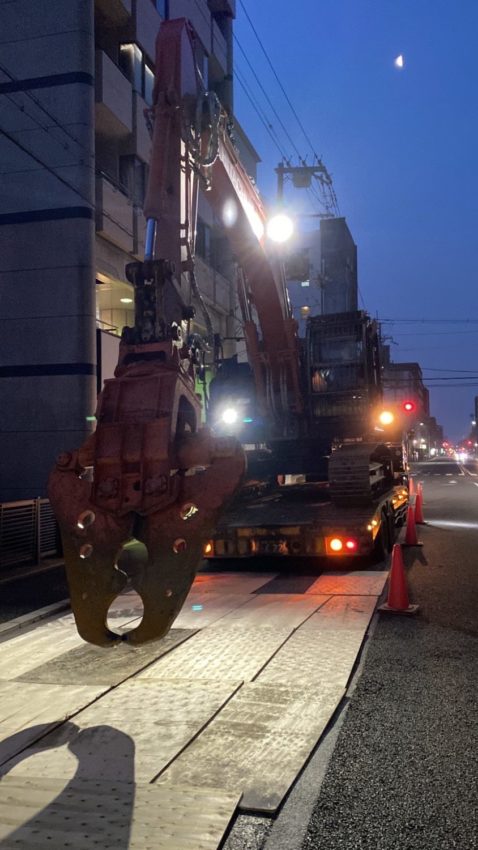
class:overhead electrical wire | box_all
[381,318,478,324]
[0,60,94,160]
[1,119,135,238]
[234,69,288,160]
[234,37,301,161]
[235,0,339,216]
[238,0,323,163]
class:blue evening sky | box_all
[233,0,478,441]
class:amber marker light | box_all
[203,541,213,556]
[378,410,395,426]
[329,537,343,552]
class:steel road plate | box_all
[306,571,388,596]
[206,594,330,630]
[158,682,344,813]
[0,682,108,767]
[0,776,240,849]
[0,620,84,680]
[16,629,196,686]
[299,594,378,631]
[255,627,367,690]
[4,680,241,784]
[173,593,252,629]
[191,572,277,594]
[136,626,292,683]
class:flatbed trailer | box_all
[206,482,409,561]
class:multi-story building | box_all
[381,354,430,419]
[0,0,259,501]
[286,217,358,333]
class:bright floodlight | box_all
[221,407,238,425]
[266,213,294,244]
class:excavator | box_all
[49,18,405,647]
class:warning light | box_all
[402,401,415,413]
[378,410,395,426]
[329,538,343,552]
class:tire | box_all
[373,512,390,563]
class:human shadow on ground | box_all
[0,721,136,848]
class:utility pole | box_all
[275,160,338,216]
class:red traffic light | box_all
[402,401,415,413]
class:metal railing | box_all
[0,499,61,572]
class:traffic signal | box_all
[402,400,416,414]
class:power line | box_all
[0,60,94,159]
[391,330,478,336]
[381,318,478,324]
[1,124,94,208]
[234,69,288,160]
[238,0,322,162]
[237,0,339,216]
[421,367,478,373]
[234,35,302,161]
[1,121,136,238]
[385,383,478,389]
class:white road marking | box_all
[431,519,478,529]
[459,465,478,477]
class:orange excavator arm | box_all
[48,17,303,647]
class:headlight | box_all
[221,407,239,425]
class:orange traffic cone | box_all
[415,486,425,524]
[403,505,423,546]
[408,476,415,496]
[379,544,419,614]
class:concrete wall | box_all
[0,0,96,500]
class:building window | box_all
[119,43,155,106]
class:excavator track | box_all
[328,442,394,506]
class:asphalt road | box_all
[299,458,478,850]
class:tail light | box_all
[326,536,359,555]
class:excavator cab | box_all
[306,311,382,442]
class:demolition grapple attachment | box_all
[49,344,245,646]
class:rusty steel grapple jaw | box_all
[48,349,245,647]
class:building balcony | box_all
[169,0,211,52]
[95,0,132,26]
[134,0,162,62]
[121,93,151,164]
[95,51,132,138]
[96,176,134,253]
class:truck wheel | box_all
[373,512,390,562]
[387,512,396,547]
